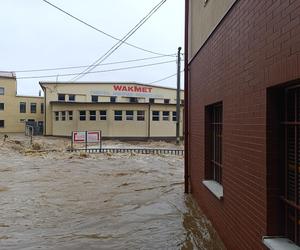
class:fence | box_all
[68,147,184,156]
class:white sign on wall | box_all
[72,131,101,143]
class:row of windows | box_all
[0,102,44,113]
[20,102,44,114]
[57,93,184,104]
[54,110,178,122]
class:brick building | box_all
[185,0,300,249]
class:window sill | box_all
[262,236,300,250]
[202,180,223,200]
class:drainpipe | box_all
[148,103,151,139]
[184,0,190,194]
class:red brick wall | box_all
[188,0,300,249]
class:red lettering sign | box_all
[113,85,152,93]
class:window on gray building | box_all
[129,97,138,103]
[68,111,73,120]
[162,111,170,121]
[30,103,37,113]
[172,111,177,121]
[110,96,116,103]
[126,110,134,121]
[100,110,107,120]
[69,95,75,101]
[58,94,65,101]
[41,103,44,114]
[149,98,155,104]
[79,111,86,121]
[164,99,170,104]
[20,102,26,113]
[152,111,160,121]
[92,96,98,102]
[61,111,66,121]
[137,110,145,121]
[90,110,96,121]
[55,112,59,121]
[114,110,122,121]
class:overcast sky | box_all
[0,0,184,96]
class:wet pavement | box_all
[0,136,225,250]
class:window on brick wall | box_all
[0,103,4,111]
[281,86,300,246]
[205,102,223,184]
[0,87,4,95]
[0,120,4,128]
[41,103,44,114]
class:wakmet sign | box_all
[112,85,163,99]
[113,85,152,93]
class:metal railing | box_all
[68,147,184,156]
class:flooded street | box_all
[0,135,225,250]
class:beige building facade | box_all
[188,0,237,61]
[40,81,184,139]
[0,72,44,133]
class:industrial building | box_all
[185,0,300,249]
[40,81,184,139]
[0,72,44,133]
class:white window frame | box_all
[162,111,170,121]
[79,110,86,121]
[137,110,145,121]
[152,111,160,121]
[114,110,122,121]
[90,110,96,121]
[126,110,134,121]
[99,110,107,120]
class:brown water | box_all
[0,137,225,250]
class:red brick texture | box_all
[187,0,300,249]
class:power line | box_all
[147,70,184,84]
[72,0,167,81]
[41,0,171,57]
[14,54,176,73]
[16,60,175,80]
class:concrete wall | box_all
[187,0,300,248]
[0,77,43,133]
[188,0,237,61]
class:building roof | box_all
[39,81,184,91]
[0,71,16,79]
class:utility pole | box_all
[176,47,182,145]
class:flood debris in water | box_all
[0,134,225,250]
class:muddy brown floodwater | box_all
[0,135,225,250]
